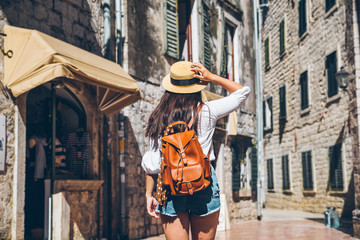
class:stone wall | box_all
[262,0,355,216]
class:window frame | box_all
[279,18,285,56]
[263,96,273,133]
[329,144,344,191]
[298,0,307,37]
[326,51,338,98]
[264,36,270,70]
[300,71,309,110]
[279,85,286,121]
[302,150,313,191]
[282,154,290,190]
[267,158,274,190]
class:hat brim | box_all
[162,74,207,94]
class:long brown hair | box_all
[145,91,203,149]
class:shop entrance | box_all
[24,82,87,239]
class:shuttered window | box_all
[326,51,338,97]
[300,71,309,110]
[279,85,286,121]
[201,1,211,70]
[267,159,274,190]
[232,144,240,191]
[329,144,343,190]
[263,97,273,132]
[279,19,285,55]
[220,11,227,78]
[282,155,290,190]
[325,0,336,12]
[302,151,313,190]
[163,0,179,59]
[299,0,307,37]
[264,37,270,69]
[250,147,258,191]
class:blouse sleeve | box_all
[141,139,161,175]
[206,86,251,120]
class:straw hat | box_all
[162,61,207,93]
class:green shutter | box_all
[282,155,290,190]
[299,0,307,36]
[267,159,274,190]
[279,19,285,55]
[220,10,227,78]
[232,144,240,191]
[264,37,270,68]
[302,151,313,190]
[300,71,309,110]
[279,86,286,121]
[250,147,258,191]
[163,0,179,59]
[269,97,273,131]
[325,0,336,12]
[326,51,338,97]
[329,144,343,190]
[201,1,211,71]
[263,100,266,131]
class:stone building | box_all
[0,0,257,239]
[260,0,360,234]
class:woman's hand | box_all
[146,195,160,219]
[191,62,214,82]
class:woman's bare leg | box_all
[160,212,190,240]
[190,210,220,240]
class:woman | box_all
[142,61,250,240]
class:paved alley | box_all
[142,208,356,240]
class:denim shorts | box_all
[156,166,221,217]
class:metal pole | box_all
[104,0,111,60]
[253,0,264,221]
[115,0,122,65]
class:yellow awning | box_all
[201,90,238,135]
[3,25,141,115]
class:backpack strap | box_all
[188,103,204,129]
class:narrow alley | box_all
[143,208,356,240]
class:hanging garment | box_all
[66,131,91,178]
[33,137,48,179]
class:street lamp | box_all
[336,66,349,89]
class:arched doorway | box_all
[24,82,87,239]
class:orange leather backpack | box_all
[156,104,211,203]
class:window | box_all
[267,158,274,190]
[329,144,343,190]
[279,19,285,55]
[325,0,336,12]
[326,51,338,97]
[282,155,290,190]
[299,0,307,37]
[201,1,211,70]
[232,144,246,191]
[250,147,258,191]
[263,96,273,132]
[163,0,179,59]
[178,0,193,60]
[279,85,286,121]
[220,19,235,96]
[300,71,309,110]
[264,37,270,69]
[302,151,313,190]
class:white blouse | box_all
[141,86,251,175]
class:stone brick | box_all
[34,3,48,21]
[49,12,61,28]
[73,23,85,38]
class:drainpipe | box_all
[115,0,122,65]
[104,0,111,60]
[253,0,265,221]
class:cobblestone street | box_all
[142,208,356,240]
